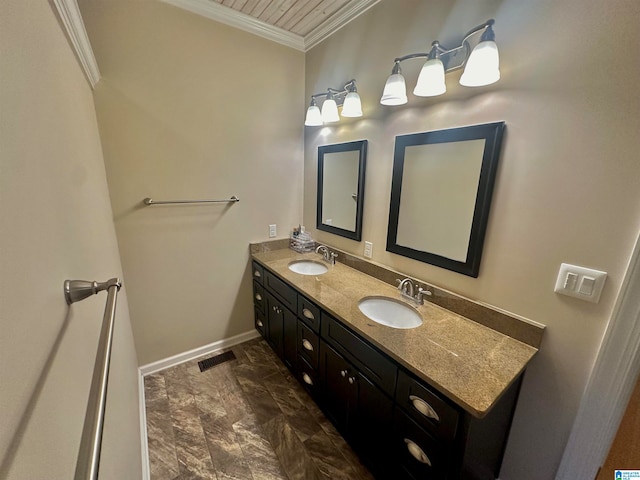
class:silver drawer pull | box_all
[254,270,261,277]
[409,395,440,422]
[302,308,315,320]
[256,320,263,327]
[255,293,262,301]
[404,439,431,466]
[302,339,314,351]
[302,373,314,386]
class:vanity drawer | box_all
[321,312,397,396]
[393,408,448,480]
[297,356,319,397]
[252,281,265,313]
[396,370,459,442]
[264,270,297,312]
[297,321,319,370]
[254,306,266,338]
[297,294,321,333]
[252,261,264,285]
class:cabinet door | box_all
[282,306,297,371]
[319,341,354,430]
[266,292,284,358]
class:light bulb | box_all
[380,72,408,105]
[321,97,340,123]
[341,91,363,117]
[460,40,500,87]
[304,104,322,126]
[413,57,446,97]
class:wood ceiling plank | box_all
[289,0,346,36]
[275,0,322,30]
[240,0,261,14]
[259,0,297,24]
[248,0,273,17]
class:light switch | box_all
[578,276,596,296]
[554,263,607,303]
[564,272,578,290]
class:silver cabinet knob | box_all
[348,377,355,384]
[409,395,440,421]
[302,339,314,351]
[254,270,261,277]
[302,308,315,320]
[257,320,263,327]
[340,369,348,377]
[404,439,432,466]
[255,293,262,301]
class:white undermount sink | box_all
[358,296,423,329]
[288,260,328,276]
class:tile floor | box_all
[144,337,375,480]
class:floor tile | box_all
[144,337,374,480]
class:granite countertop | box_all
[252,248,538,418]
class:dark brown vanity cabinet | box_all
[250,261,522,480]
[252,264,296,369]
[319,340,394,477]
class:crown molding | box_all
[304,0,381,51]
[52,0,101,88]
[159,0,306,52]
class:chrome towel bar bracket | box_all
[143,195,239,205]
[64,278,121,305]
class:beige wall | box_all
[78,1,305,365]
[304,0,640,478]
[0,1,142,479]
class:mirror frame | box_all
[386,122,505,277]
[317,140,368,241]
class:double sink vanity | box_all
[250,241,543,480]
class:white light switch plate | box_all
[268,224,276,238]
[554,263,607,303]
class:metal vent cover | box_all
[198,350,236,372]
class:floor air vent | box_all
[198,350,236,372]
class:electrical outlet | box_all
[364,241,373,258]
[269,224,277,238]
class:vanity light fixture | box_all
[305,79,363,126]
[380,19,500,105]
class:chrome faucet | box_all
[397,277,432,305]
[398,278,414,299]
[316,244,338,265]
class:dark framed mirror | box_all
[317,140,368,241]
[386,122,505,277]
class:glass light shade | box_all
[380,73,408,105]
[304,104,323,126]
[460,40,500,87]
[321,98,340,123]
[341,91,363,117]
[413,58,446,97]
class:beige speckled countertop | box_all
[252,248,538,418]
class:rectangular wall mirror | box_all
[317,140,367,241]
[386,122,505,277]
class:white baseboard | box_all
[138,371,150,480]
[138,329,260,377]
[137,329,260,478]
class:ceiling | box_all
[159,0,381,51]
[213,0,357,37]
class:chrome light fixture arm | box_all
[391,19,494,73]
[305,79,363,126]
[381,19,498,104]
[309,79,358,106]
